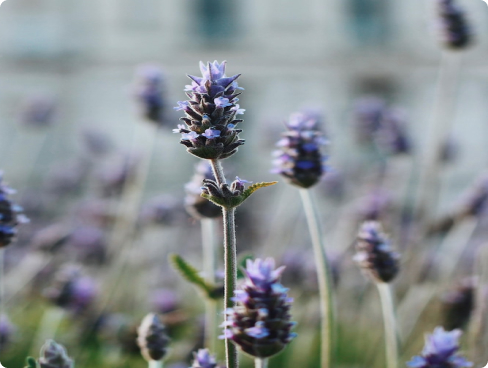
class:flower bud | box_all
[38,340,73,368]
[137,313,170,362]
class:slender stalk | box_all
[255,358,268,368]
[377,282,398,368]
[299,188,334,368]
[202,218,218,351]
[149,360,163,368]
[31,307,65,355]
[0,249,4,319]
[209,159,238,368]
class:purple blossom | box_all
[407,327,472,368]
[273,111,328,188]
[0,172,28,248]
[191,349,222,368]
[223,258,296,358]
[202,129,221,139]
[134,64,168,126]
[174,61,245,159]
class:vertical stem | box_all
[299,188,334,368]
[0,249,4,320]
[377,282,399,368]
[255,358,268,368]
[209,159,238,368]
[202,218,218,351]
[149,360,163,368]
[31,307,65,355]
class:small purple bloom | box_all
[0,172,28,248]
[174,101,189,111]
[214,97,232,108]
[407,327,472,368]
[202,129,221,139]
[181,131,199,141]
[191,349,222,368]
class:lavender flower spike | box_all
[354,221,400,283]
[173,61,245,160]
[437,0,472,50]
[38,339,73,368]
[223,258,296,358]
[191,349,222,368]
[273,111,328,188]
[134,64,168,126]
[0,171,29,248]
[407,327,472,367]
[137,313,170,362]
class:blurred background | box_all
[1,0,488,367]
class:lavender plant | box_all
[354,221,400,368]
[407,327,472,367]
[436,0,472,50]
[223,258,296,367]
[38,339,73,368]
[173,60,276,368]
[137,313,170,368]
[272,110,334,368]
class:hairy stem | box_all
[255,358,268,368]
[299,188,334,368]
[377,282,399,368]
[202,218,218,351]
[209,159,238,368]
[149,360,163,368]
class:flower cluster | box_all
[223,258,296,358]
[134,64,167,126]
[185,161,222,219]
[353,221,400,283]
[201,176,252,209]
[173,61,245,160]
[407,327,472,367]
[38,339,73,368]
[441,277,476,330]
[191,349,222,368]
[137,313,170,362]
[272,111,328,188]
[0,172,29,248]
[436,0,472,50]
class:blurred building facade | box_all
[0,0,488,199]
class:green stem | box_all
[149,360,163,368]
[377,282,398,368]
[209,159,238,368]
[255,358,268,368]
[31,307,65,355]
[202,218,218,351]
[299,188,334,368]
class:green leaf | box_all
[169,254,214,298]
[202,181,278,209]
[25,357,38,368]
[237,254,254,279]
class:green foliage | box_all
[169,254,219,300]
[25,357,38,368]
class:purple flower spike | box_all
[436,0,472,50]
[223,258,296,358]
[0,172,29,248]
[191,348,223,368]
[174,61,245,160]
[407,327,472,368]
[134,64,168,126]
[273,111,328,188]
[354,221,400,283]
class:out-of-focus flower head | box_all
[407,327,472,367]
[223,258,296,358]
[0,314,14,351]
[67,226,107,265]
[137,313,170,362]
[354,221,400,283]
[134,64,168,126]
[173,61,245,160]
[185,161,221,219]
[355,189,392,222]
[191,349,223,368]
[352,97,386,144]
[441,277,476,331]
[19,94,56,128]
[38,339,74,368]
[98,153,139,197]
[149,288,180,314]
[375,107,412,155]
[81,128,113,157]
[272,111,328,188]
[43,264,98,315]
[139,196,187,226]
[436,0,472,50]
[0,172,29,248]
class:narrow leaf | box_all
[169,254,213,297]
